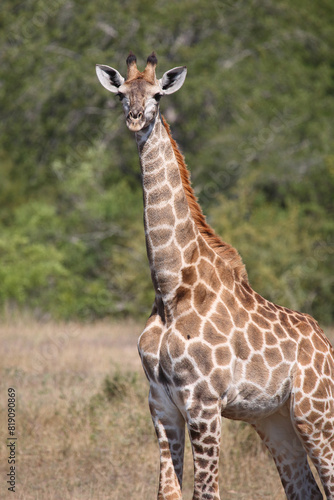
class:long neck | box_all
[136,115,198,300]
[135,114,247,302]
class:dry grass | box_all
[0,317,332,499]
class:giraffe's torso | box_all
[137,114,334,429]
[139,239,334,424]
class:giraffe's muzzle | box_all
[126,110,146,132]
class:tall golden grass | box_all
[1,317,331,499]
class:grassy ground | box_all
[0,317,332,499]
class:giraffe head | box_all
[96,52,187,132]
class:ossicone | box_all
[126,51,137,67]
[144,51,158,84]
[146,52,158,67]
[126,51,139,80]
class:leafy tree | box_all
[0,0,333,321]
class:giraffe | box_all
[96,52,334,500]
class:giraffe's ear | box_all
[96,64,125,93]
[159,66,187,95]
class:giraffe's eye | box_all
[154,93,162,102]
[117,92,125,101]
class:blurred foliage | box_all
[0,0,333,321]
[102,371,139,402]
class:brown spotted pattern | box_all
[136,115,334,500]
[97,54,334,500]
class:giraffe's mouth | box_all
[126,118,146,132]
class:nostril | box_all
[129,110,143,120]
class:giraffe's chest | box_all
[138,318,165,382]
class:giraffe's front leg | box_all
[149,385,185,500]
[187,403,222,500]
